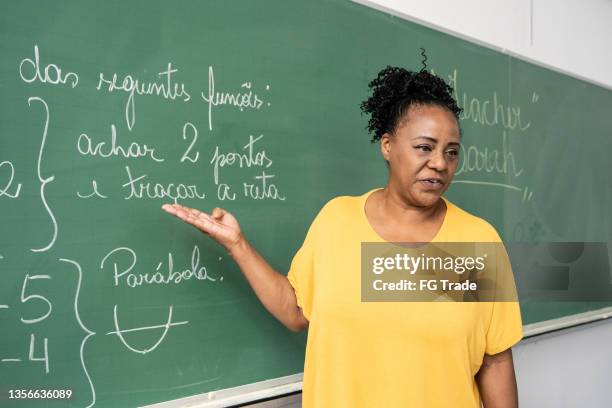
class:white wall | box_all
[353,0,612,89]
[513,319,612,408]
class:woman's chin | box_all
[413,192,443,208]
[394,186,444,208]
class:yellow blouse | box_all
[287,189,523,408]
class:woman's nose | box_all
[427,150,447,171]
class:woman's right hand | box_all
[162,204,243,251]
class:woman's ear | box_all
[380,133,392,162]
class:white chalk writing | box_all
[97,63,191,130]
[59,258,96,408]
[77,180,108,199]
[28,97,58,253]
[19,45,79,88]
[243,171,285,201]
[180,122,200,163]
[121,166,206,203]
[455,132,523,177]
[101,245,217,288]
[201,66,265,130]
[444,69,532,131]
[0,161,22,198]
[77,124,164,162]
[210,134,273,185]
[107,305,188,355]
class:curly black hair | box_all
[360,66,463,143]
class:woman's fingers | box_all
[211,207,223,219]
[162,203,232,239]
[163,204,191,222]
[174,203,204,218]
[163,204,213,233]
[161,204,177,215]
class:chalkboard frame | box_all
[2,0,610,405]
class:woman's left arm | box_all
[476,348,519,408]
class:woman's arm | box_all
[162,204,308,332]
[229,238,309,331]
[475,348,519,408]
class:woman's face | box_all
[380,104,461,208]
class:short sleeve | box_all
[485,299,523,355]
[286,213,320,321]
[485,227,524,355]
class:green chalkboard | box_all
[1,0,610,406]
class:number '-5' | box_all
[20,274,52,324]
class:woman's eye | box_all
[445,149,459,157]
[416,145,432,152]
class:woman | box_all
[162,66,522,407]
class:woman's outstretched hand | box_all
[162,204,242,251]
[162,203,308,332]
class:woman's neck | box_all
[379,186,445,225]
[365,187,447,243]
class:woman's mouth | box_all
[419,178,445,190]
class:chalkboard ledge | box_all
[523,306,612,338]
[142,374,303,408]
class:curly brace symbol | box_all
[29,97,57,253]
[59,258,96,408]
